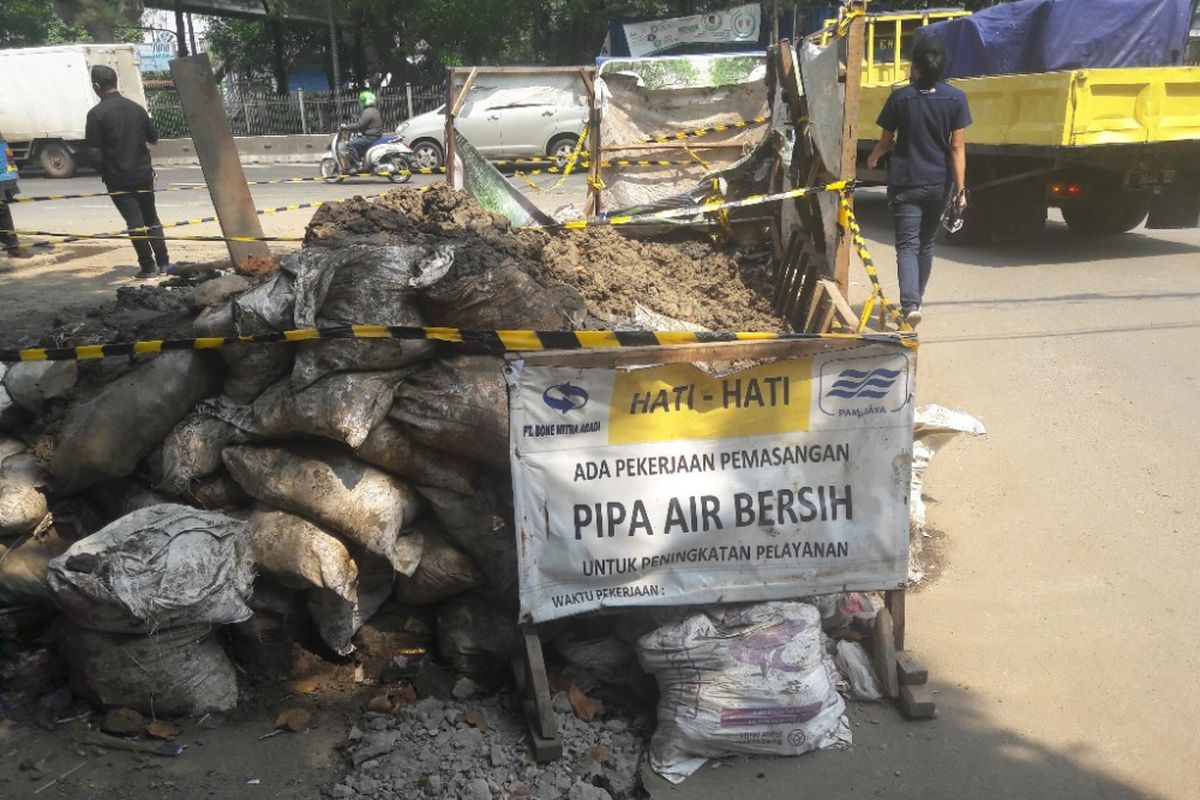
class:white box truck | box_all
[0,44,147,178]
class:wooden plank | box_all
[450,67,478,117]
[816,277,858,330]
[896,651,928,686]
[834,1,866,295]
[886,588,907,651]
[772,230,802,311]
[806,282,836,334]
[872,607,900,699]
[792,249,822,330]
[600,142,749,153]
[516,337,865,369]
[580,67,602,217]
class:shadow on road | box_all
[851,193,1200,268]
[643,685,1167,800]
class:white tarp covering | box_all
[507,343,915,622]
[623,4,762,58]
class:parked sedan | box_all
[396,102,586,169]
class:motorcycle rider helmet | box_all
[358,90,377,107]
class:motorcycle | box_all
[320,126,414,183]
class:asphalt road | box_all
[11,164,441,237]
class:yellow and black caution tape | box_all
[634,116,769,146]
[0,325,914,364]
[545,180,849,230]
[516,125,589,193]
[1,228,304,244]
[838,194,911,333]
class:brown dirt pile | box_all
[305,184,782,332]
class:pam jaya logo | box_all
[542,383,589,413]
[824,367,902,400]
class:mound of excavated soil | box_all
[305,184,783,332]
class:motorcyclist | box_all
[339,90,383,167]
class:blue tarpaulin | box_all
[915,0,1193,79]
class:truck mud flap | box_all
[1147,181,1200,229]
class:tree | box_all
[0,0,89,45]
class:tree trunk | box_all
[269,18,290,95]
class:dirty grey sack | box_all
[0,527,71,606]
[0,476,48,539]
[62,622,238,714]
[307,552,395,656]
[417,262,587,331]
[47,504,254,634]
[391,354,510,467]
[239,370,404,449]
[248,506,358,602]
[436,592,521,684]
[354,418,477,495]
[153,403,246,495]
[50,352,222,493]
[418,478,517,598]
[291,244,444,388]
[223,444,423,576]
[393,521,481,605]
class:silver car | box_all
[396,101,587,169]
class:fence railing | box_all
[147,84,444,139]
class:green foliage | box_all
[0,0,90,46]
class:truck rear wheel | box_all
[37,141,76,179]
[1061,194,1150,235]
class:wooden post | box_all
[833,1,866,295]
[579,67,601,217]
[444,67,477,189]
[886,588,906,651]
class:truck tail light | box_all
[1049,181,1084,198]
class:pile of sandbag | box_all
[47,504,253,714]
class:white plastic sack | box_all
[835,640,882,701]
[638,602,851,783]
[47,504,254,634]
[0,476,48,539]
[912,404,986,531]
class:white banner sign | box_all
[623,3,762,58]
[508,343,915,622]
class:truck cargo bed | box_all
[861,66,1200,147]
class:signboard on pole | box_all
[622,3,762,57]
[508,342,915,623]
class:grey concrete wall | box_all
[153,134,328,166]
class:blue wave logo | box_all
[824,368,901,400]
[543,383,589,413]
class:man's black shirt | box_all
[84,93,158,189]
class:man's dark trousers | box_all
[110,184,168,271]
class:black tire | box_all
[379,155,412,184]
[410,139,443,170]
[547,134,580,166]
[1061,193,1150,235]
[38,141,76,179]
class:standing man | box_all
[0,130,33,261]
[867,38,970,328]
[85,65,172,279]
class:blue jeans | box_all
[888,184,947,310]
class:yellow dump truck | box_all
[834,9,1200,241]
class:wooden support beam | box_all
[833,1,866,295]
[444,67,478,189]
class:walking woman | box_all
[867,38,970,328]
